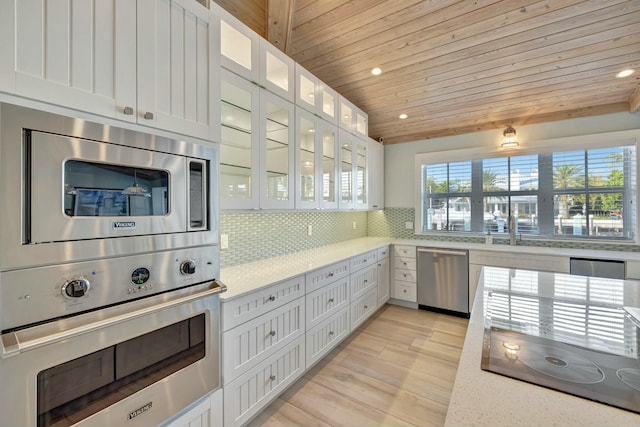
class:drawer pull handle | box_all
[328,331,334,336]
[364,279,368,283]
[269,375,276,381]
[123,106,134,115]
[143,111,154,120]
[364,305,368,309]
[403,262,407,266]
[268,295,276,302]
[403,274,407,278]
[403,289,407,293]
[328,298,334,303]
[269,330,276,337]
[328,272,334,277]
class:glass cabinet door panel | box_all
[299,74,316,109]
[263,96,292,205]
[220,72,258,207]
[299,116,316,203]
[340,137,353,207]
[340,101,353,130]
[322,125,337,207]
[266,51,288,93]
[356,143,367,206]
[356,112,367,136]
[322,89,336,120]
[220,20,252,72]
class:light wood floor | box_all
[248,304,469,427]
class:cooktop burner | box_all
[482,328,640,414]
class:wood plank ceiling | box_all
[213,0,640,144]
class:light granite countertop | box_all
[219,237,392,301]
[444,267,640,427]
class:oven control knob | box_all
[62,278,90,298]
[180,260,197,275]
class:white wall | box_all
[384,111,640,207]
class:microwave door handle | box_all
[0,280,227,359]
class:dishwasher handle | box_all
[417,248,468,257]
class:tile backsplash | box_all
[220,211,368,267]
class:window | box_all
[418,142,636,240]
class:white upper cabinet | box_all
[218,69,295,210]
[4,0,213,140]
[338,130,355,210]
[354,139,368,210]
[260,90,295,209]
[295,107,339,210]
[295,64,338,125]
[216,6,294,101]
[368,138,384,210]
[135,0,213,139]
[339,95,368,137]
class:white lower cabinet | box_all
[222,297,304,384]
[220,244,391,426]
[161,389,222,427]
[376,246,390,307]
[391,245,417,303]
[306,306,350,367]
[223,336,306,427]
[350,288,378,330]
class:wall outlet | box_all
[220,233,229,249]
[405,221,414,230]
[352,221,357,230]
[307,225,313,236]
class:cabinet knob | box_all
[268,295,276,302]
[364,279,368,283]
[364,305,368,309]
[328,331,334,336]
[328,272,334,277]
[143,112,154,120]
[123,106,134,115]
[328,298,334,303]
[269,330,276,337]
[403,289,407,293]
[269,375,276,381]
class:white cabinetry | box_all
[376,246,390,307]
[338,132,369,210]
[368,138,384,210]
[295,107,339,209]
[4,0,213,140]
[349,250,378,330]
[161,389,222,427]
[215,6,294,102]
[338,95,367,137]
[295,64,338,124]
[391,245,417,303]
[218,69,295,210]
[221,276,306,427]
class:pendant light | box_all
[501,126,519,147]
[122,168,151,197]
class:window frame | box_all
[414,131,639,243]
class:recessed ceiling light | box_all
[616,69,636,78]
[371,67,382,76]
[399,113,408,119]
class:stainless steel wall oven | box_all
[0,104,224,427]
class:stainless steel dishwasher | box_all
[417,247,469,318]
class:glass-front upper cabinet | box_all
[319,120,339,209]
[295,64,318,113]
[295,107,338,209]
[219,70,260,209]
[339,95,368,137]
[260,39,294,102]
[216,7,294,100]
[260,90,295,209]
[318,81,338,125]
[339,130,354,209]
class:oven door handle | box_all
[1,280,227,359]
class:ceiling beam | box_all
[266,0,294,52]
[630,85,640,112]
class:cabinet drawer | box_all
[350,288,377,331]
[394,268,416,283]
[221,275,305,331]
[392,282,417,302]
[222,297,304,385]
[224,336,305,427]
[350,264,377,300]
[377,246,390,260]
[305,277,349,329]
[350,250,377,272]
[394,256,416,271]
[305,260,350,294]
[306,307,350,368]
[393,245,415,258]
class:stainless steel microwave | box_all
[0,104,218,270]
